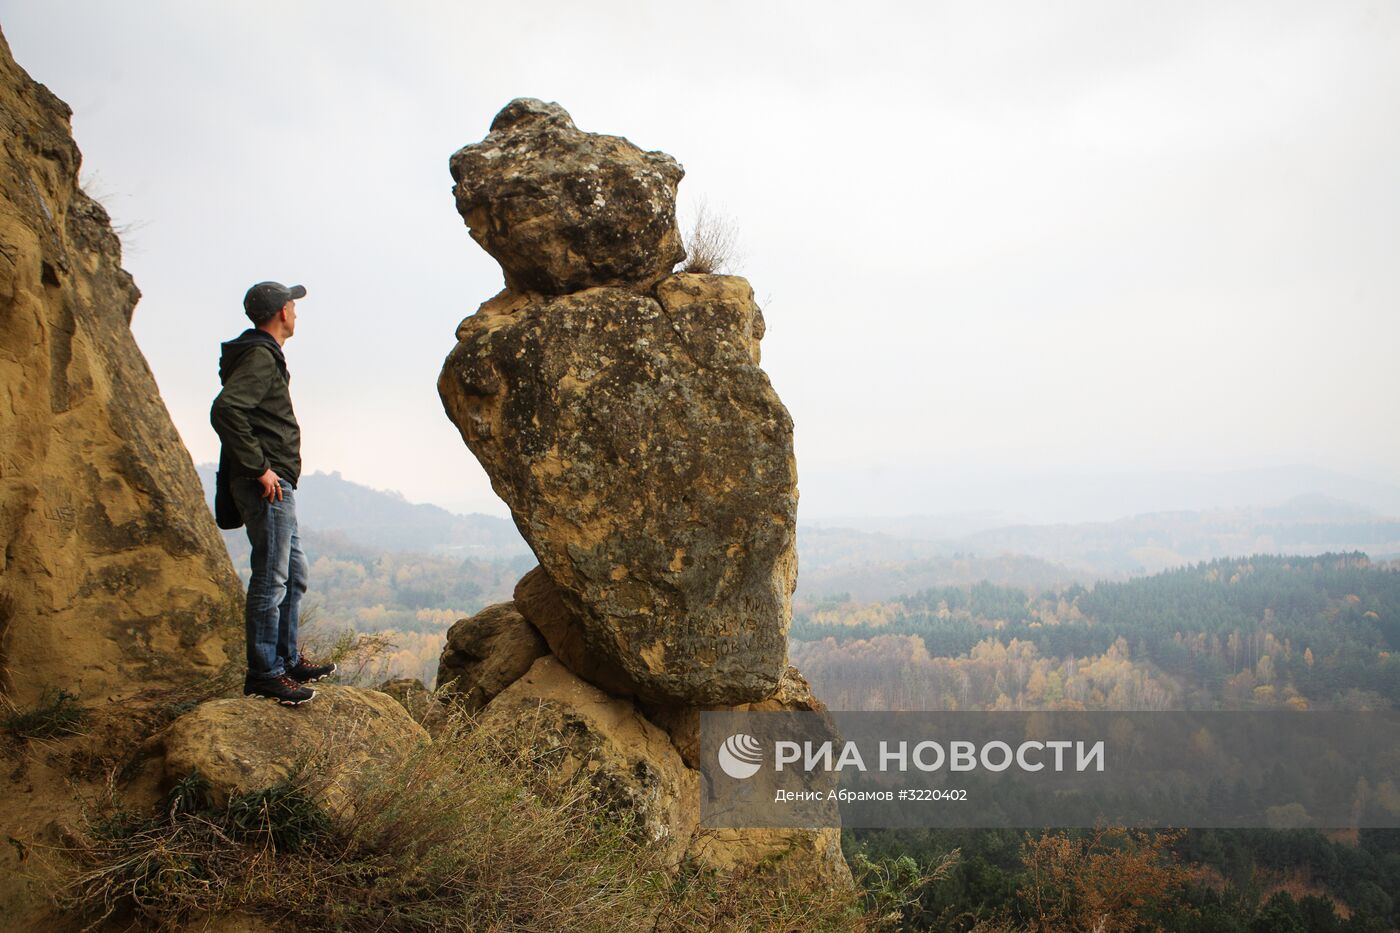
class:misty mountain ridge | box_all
[803,462,1400,526]
[194,464,532,558]
[199,464,1398,600]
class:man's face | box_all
[282,299,297,337]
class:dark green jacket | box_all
[210,329,302,488]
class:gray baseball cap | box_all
[244,281,307,324]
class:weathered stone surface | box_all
[476,657,850,883]
[479,656,699,865]
[688,826,853,889]
[0,27,241,707]
[439,101,849,890]
[654,273,767,366]
[435,601,547,711]
[449,98,685,295]
[376,676,451,736]
[161,685,429,812]
[643,665,829,770]
[512,565,634,697]
[439,275,798,706]
[652,665,854,887]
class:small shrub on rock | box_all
[4,687,86,739]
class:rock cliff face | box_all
[0,26,242,706]
[438,99,847,884]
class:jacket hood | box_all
[219,328,288,384]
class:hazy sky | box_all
[3,1,1398,520]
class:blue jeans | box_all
[231,476,307,681]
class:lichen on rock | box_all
[439,276,797,706]
[159,685,430,813]
[436,600,548,711]
[449,98,686,295]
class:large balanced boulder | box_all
[436,601,547,711]
[160,685,430,812]
[0,26,241,707]
[439,275,797,706]
[449,98,685,295]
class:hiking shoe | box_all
[286,654,337,684]
[244,673,316,706]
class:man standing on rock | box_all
[210,281,335,706]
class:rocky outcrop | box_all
[449,98,684,295]
[436,602,547,712]
[473,656,847,883]
[0,26,242,708]
[160,685,430,812]
[642,665,830,770]
[513,563,634,697]
[376,676,451,736]
[477,656,699,866]
[437,100,847,887]
[441,103,797,706]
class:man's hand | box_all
[257,468,283,502]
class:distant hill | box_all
[195,464,532,558]
[956,494,1400,575]
[196,465,1400,601]
[804,463,1400,525]
[793,494,1400,600]
[792,544,1082,605]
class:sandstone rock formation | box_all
[441,105,797,706]
[161,685,430,813]
[436,601,547,711]
[0,26,242,707]
[449,98,684,295]
[438,99,848,887]
[477,656,700,866]
[641,665,831,770]
[513,562,634,697]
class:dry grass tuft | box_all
[3,687,87,739]
[48,700,929,932]
[299,622,398,687]
[680,198,742,275]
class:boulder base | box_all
[161,685,429,812]
[643,665,831,769]
[476,656,699,867]
[436,601,548,711]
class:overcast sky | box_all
[3,1,1397,521]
